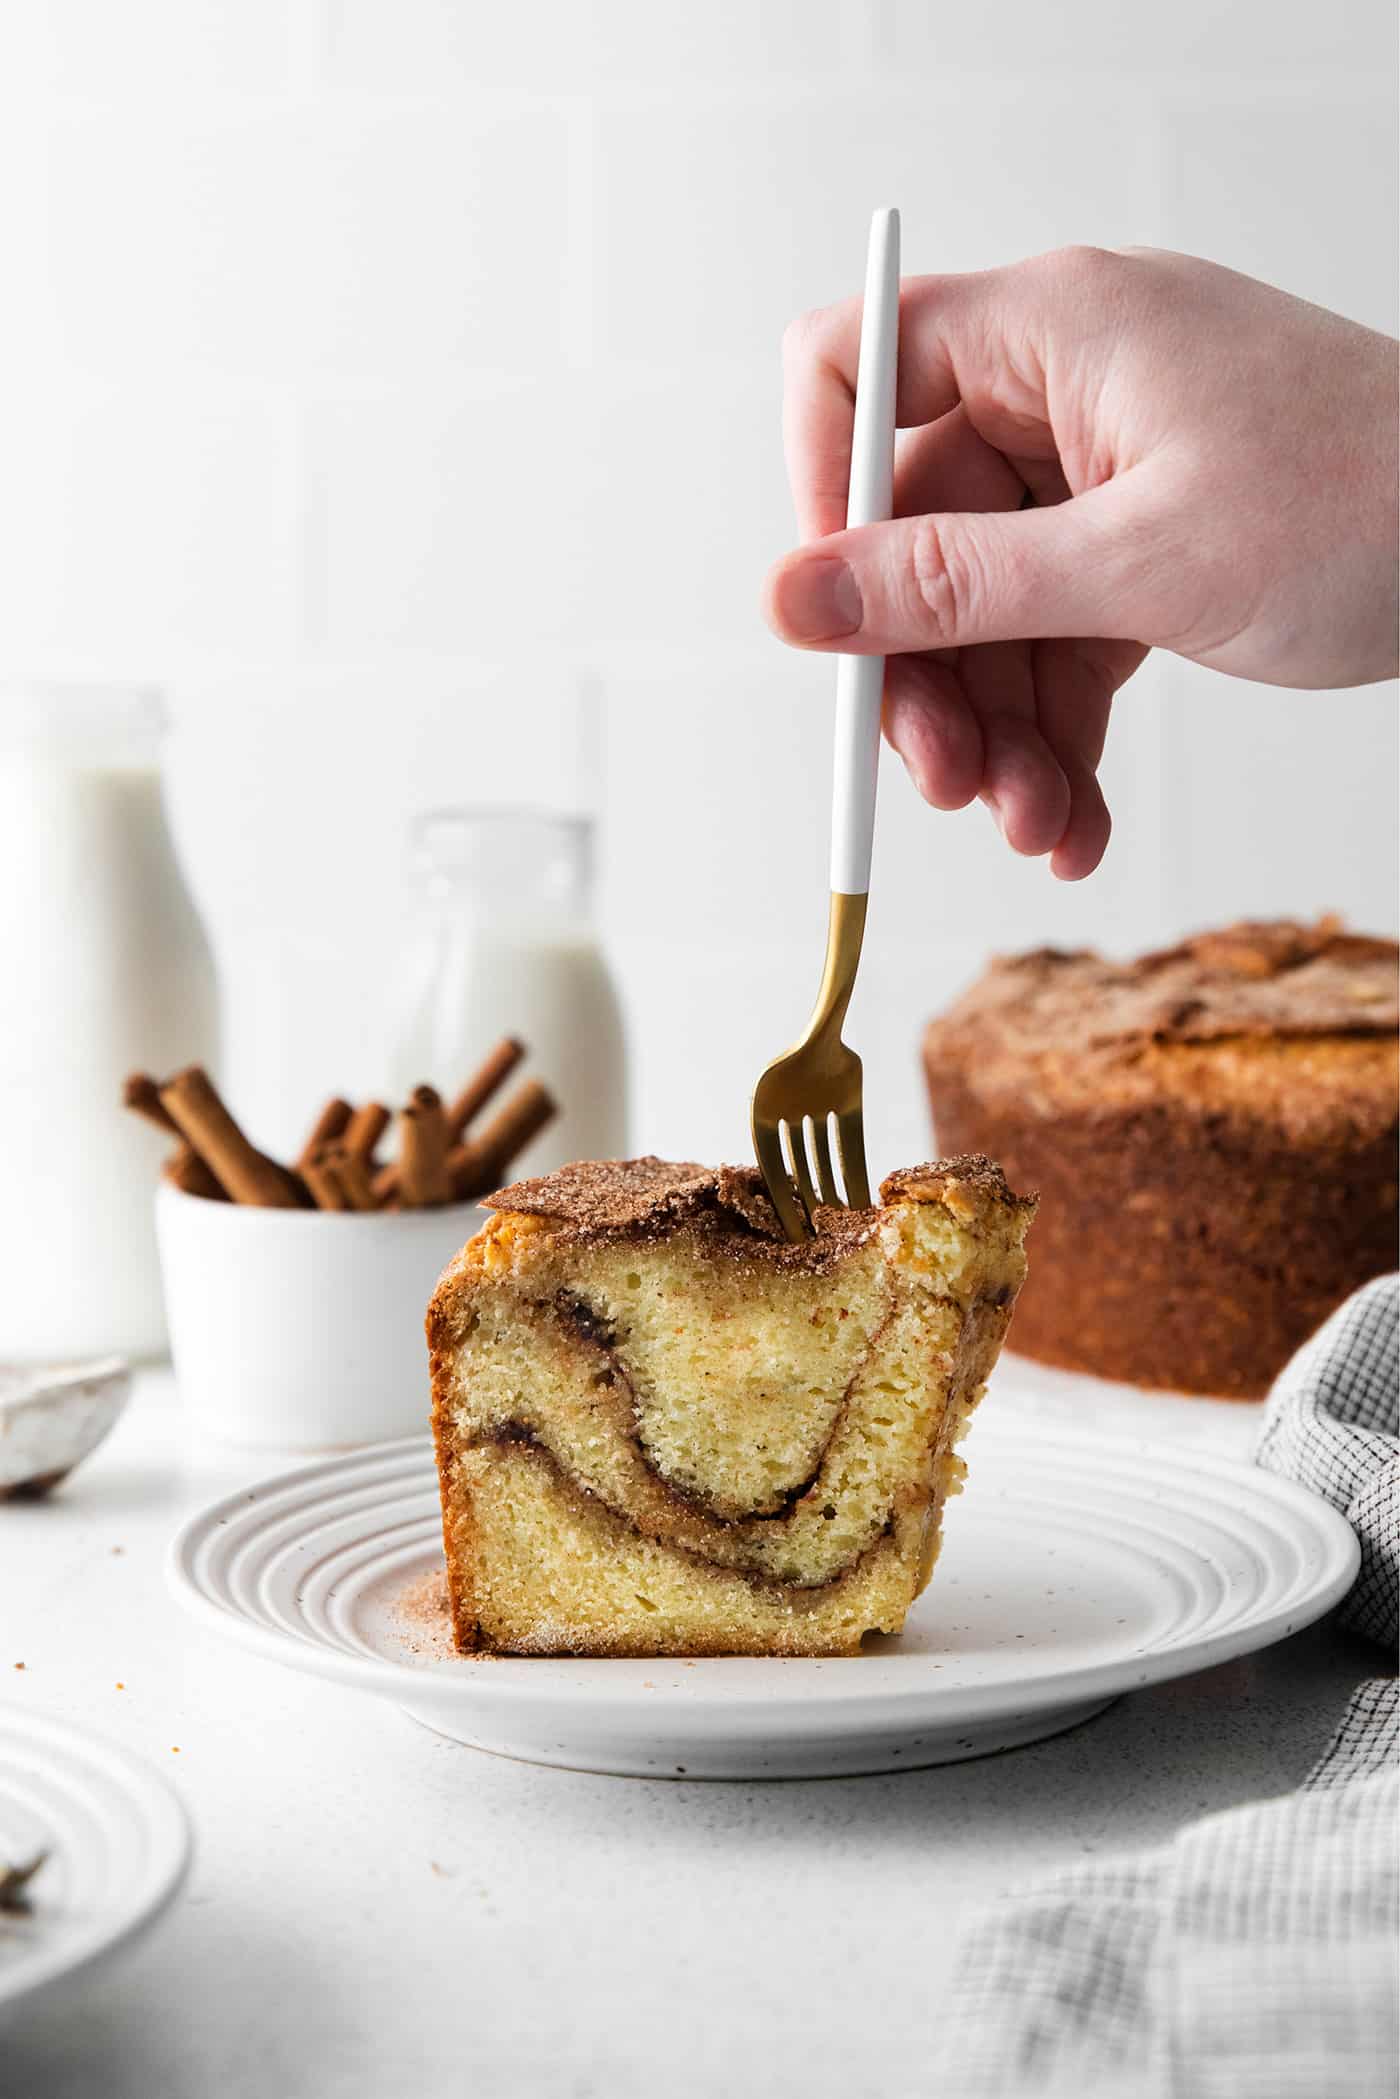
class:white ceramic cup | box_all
[155,1183,484,1449]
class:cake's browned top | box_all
[925,918,1399,1135]
[931,918,1397,1057]
[484,1153,1030,1267]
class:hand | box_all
[763,247,1398,878]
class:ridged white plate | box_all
[166,1428,1358,1780]
[0,1707,191,2013]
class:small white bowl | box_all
[0,1358,131,1496]
[155,1184,484,1450]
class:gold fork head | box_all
[750,891,871,1242]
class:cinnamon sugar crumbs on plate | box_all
[394,1566,460,1661]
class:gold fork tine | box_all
[748,892,871,1240]
[811,1116,841,1208]
[784,1119,820,1226]
[834,1109,872,1209]
[753,1118,808,1243]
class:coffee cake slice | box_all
[427,1156,1034,1657]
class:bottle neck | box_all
[408,809,595,929]
[0,682,166,770]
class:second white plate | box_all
[0,1706,190,2016]
[166,1425,1357,1780]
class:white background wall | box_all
[1,0,1396,1175]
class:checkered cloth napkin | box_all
[929,1276,1399,2099]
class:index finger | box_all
[783,263,1049,541]
[782,274,972,541]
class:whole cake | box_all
[427,1155,1035,1656]
[923,918,1399,1399]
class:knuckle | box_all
[910,515,983,645]
[1053,242,1123,290]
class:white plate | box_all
[166,1427,1359,1780]
[0,1707,191,2014]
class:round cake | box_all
[922,918,1399,1398]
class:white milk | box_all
[0,689,218,1359]
[386,810,627,1173]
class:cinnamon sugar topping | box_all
[485,1157,715,1231]
[929,918,1398,1070]
[485,1152,1028,1261]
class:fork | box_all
[751,206,900,1242]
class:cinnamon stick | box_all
[342,1101,390,1163]
[450,1079,557,1199]
[161,1147,232,1201]
[398,1086,453,1207]
[301,1149,349,1211]
[159,1068,304,1209]
[124,1072,229,1200]
[297,1097,353,1170]
[444,1038,526,1143]
[372,1161,399,1205]
[123,1071,181,1138]
[446,1145,482,1202]
[328,1146,379,1212]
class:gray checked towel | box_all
[929,1275,1399,2099]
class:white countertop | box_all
[4,1364,1375,2099]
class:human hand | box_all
[763,247,1398,877]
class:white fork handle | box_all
[830,206,900,897]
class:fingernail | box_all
[772,555,863,642]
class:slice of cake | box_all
[427,1155,1035,1657]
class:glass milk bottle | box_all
[0,684,218,1359]
[388,809,626,1174]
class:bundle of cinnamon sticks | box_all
[123,1038,555,1212]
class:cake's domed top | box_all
[928,918,1397,1067]
[926,917,1399,1142]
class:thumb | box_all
[762,482,1148,655]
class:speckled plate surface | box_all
[166,1425,1358,1779]
[0,1707,190,2014]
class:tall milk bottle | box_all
[387,809,626,1175]
[0,685,219,1359]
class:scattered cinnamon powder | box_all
[394,1566,459,1661]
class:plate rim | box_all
[0,1704,192,2014]
[164,1428,1361,1732]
